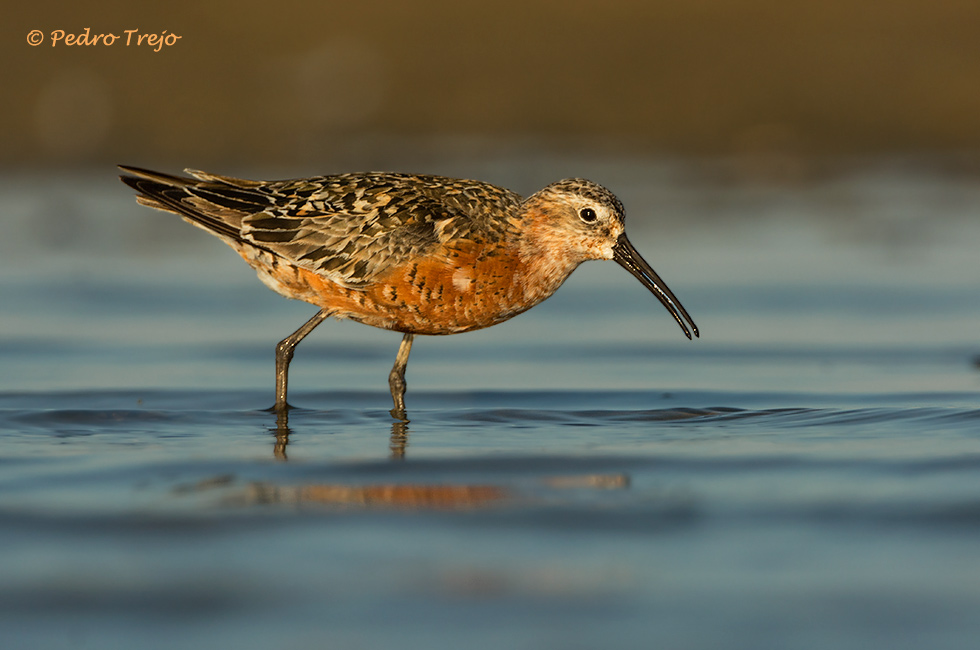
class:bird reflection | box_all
[272,409,291,460]
[233,408,633,512]
[179,473,631,511]
[242,481,510,510]
[389,418,409,459]
[269,406,410,460]
[218,473,629,511]
[184,410,631,511]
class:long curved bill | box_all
[612,234,699,340]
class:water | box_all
[2,159,979,649]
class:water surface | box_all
[2,161,979,649]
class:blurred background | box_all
[6,0,980,170]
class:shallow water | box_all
[2,160,980,649]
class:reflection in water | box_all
[390,418,409,459]
[228,472,629,511]
[269,408,411,460]
[541,474,630,489]
[175,469,630,512]
[242,482,510,510]
[251,408,633,510]
[272,409,290,460]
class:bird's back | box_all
[120,167,524,288]
[121,167,550,334]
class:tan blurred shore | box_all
[5,0,980,169]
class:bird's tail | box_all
[118,165,269,243]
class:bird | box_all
[119,166,699,418]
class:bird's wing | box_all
[120,167,522,287]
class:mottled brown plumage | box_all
[120,165,697,417]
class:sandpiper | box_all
[120,166,698,417]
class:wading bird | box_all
[120,166,698,418]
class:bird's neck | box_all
[514,208,583,306]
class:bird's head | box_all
[521,179,699,340]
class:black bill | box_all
[612,234,699,340]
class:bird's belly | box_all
[245,245,569,336]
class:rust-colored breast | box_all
[246,239,549,336]
[370,241,530,334]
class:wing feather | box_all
[120,166,523,287]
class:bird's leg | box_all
[388,333,414,419]
[274,309,331,412]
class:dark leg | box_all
[388,333,414,419]
[274,309,331,412]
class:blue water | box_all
[2,160,979,649]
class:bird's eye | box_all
[579,207,597,223]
